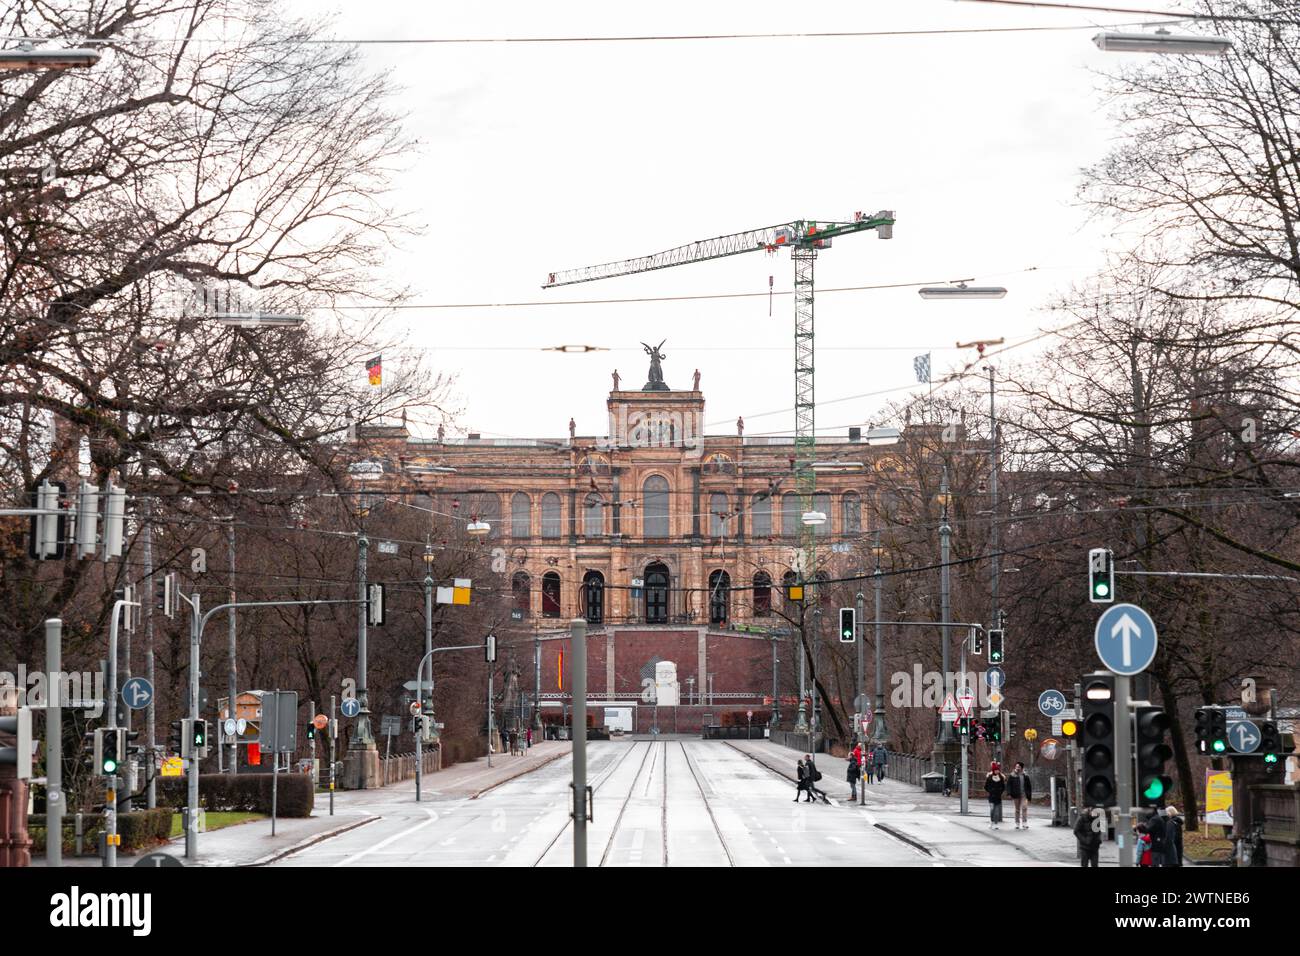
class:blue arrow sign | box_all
[985,666,1005,690]
[1228,719,1260,754]
[121,677,154,711]
[340,698,361,718]
[1094,603,1158,676]
[1038,689,1067,717]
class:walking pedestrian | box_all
[794,758,813,802]
[873,745,887,783]
[984,761,1007,829]
[526,726,532,749]
[805,753,829,803]
[1075,805,1103,867]
[1163,806,1185,867]
[846,750,861,801]
[1008,761,1033,829]
[1144,805,1168,867]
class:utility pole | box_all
[934,464,954,776]
[794,602,808,733]
[571,617,588,867]
[854,590,865,736]
[44,619,62,867]
[871,530,889,745]
[989,365,1001,634]
[226,519,238,775]
[142,497,157,809]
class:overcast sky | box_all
[298,0,1166,441]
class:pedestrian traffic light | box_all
[305,723,316,741]
[1193,707,1228,755]
[191,719,208,757]
[169,719,185,755]
[1134,706,1173,807]
[838,607,855,643]
[1081,674,1117,806]
[0,707,33,779]
[1088,547,1114,603]
[1260,721,1283,771]
[956,716,971,737]
[987,628,1004,664]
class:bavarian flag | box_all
[366,355,382,386]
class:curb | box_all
[247,814,380,867]
[872,822,935,857]
[469,748,570,799]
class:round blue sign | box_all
[121,677,154,711]
[1228,720,1260,754]
[1038,689,1067,717]
[984,666,1005,690]
[340,697,361,718]
[1094,603,1158,676]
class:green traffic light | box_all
[1094,582,1110,598]
[1143,778,1164,800]
[1264,753,1278,763]
[102,758,118,773]
[1212,739,1227,753]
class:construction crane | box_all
[543,210,896,586]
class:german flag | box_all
[365,355,382,386]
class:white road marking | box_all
[334,809,440,867]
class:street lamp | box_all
[801,510,827,527]
[466,516,491,537]
[0,42,101,69]
[212,313,305,327]
[918,282,1007,300]
[1093,29,1232,55]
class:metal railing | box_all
[378,749,440,787]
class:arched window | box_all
[702,453,735,475]
[511,571,531,612]
[842,492,862,535]
[708,570,730,625]
[541,492,562,539]
[751,492,772,536]
[781,570,799,608]
[813,492,831,537]
[542,571,562,618]
[708,492,729,537]
[511,493,531,538]
[781,493,801,537]
[645,561,669,624]
[583,494,604,537]
[582,571,605,624]
[643,476,669,538]
[752,571,772,617]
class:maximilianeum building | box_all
[349,358,918,731]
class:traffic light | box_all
[28,480,67,560]
[95,728,125,775]
[169,719,186,755]
[1080,674,1117,806]
[838,607,855,643]
[156,572,178,619]
[988,713,1002,744]
[1134,706,1174,807]
[971,629,984,656]
[101,480,126,559]
[1060,716,1080,742]
[1194,707,1228,755]
[305,723,316,741]
[0,707,33,779]
[1260,722,1283,772]
[1088,547,1115,603]
[191,719,208,757]
[367,583,385,626]
[1002,710,1017,741]
[987,628,1004,664]
[75,482,99,559]
[956,716,971,738]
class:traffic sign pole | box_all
[1114,674,1135,868]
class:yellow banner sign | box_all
[161,756,184,778]
[1205,769,1232,825]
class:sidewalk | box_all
[730,739,1118,866]
[31,741,571,868]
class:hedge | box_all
[29,808,173,855]
[158,773,314,817]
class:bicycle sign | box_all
[1038,689,1067,717]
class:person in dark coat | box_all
[1075,805,1103,867]
[1144,807,1168,867]
[1163,806,1184,866]
[794,759,813,802]
[847,751,861,801]
[805,753,829,803]
[1007,761,1033,829]
[984,761,1007,829]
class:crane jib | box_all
[542,214,895,288]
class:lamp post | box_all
[871,532,889,746]
[933,466,955,778]
[0,42,100,69]
[1092,28,1232,54]
[422,538,437,744]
